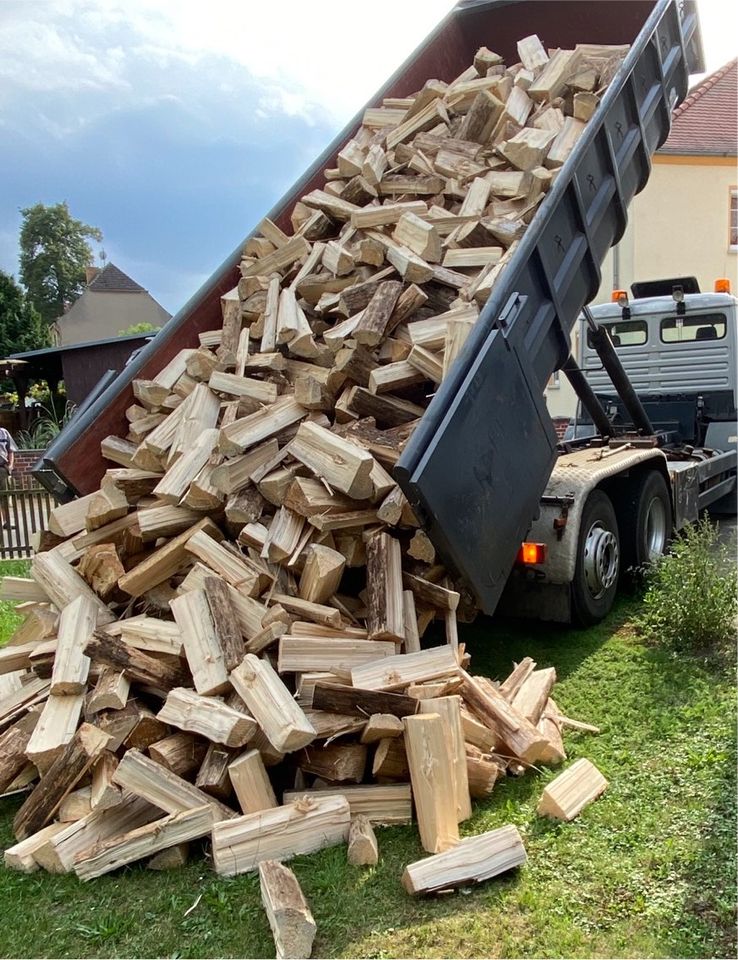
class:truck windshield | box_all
[660,313,727,343]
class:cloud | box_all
[0,0,454,128]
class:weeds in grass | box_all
[635,517,737,655]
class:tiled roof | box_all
[659,58,738,156]
[87,262,146,293]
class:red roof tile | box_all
[659,58,737,156]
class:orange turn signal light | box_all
[611,289,628,304]
[715,278,731,294]
[518,542,547,565]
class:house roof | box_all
[7,331,156,361]
[87,262,147,293]
[659,58,738,156]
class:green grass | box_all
[0,559,30,640]
[0,563,735,959]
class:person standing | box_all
[0,426,17,531]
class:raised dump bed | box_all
[40,0,702,613]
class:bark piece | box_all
[366,532,404,643]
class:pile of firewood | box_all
[0,34,618,956]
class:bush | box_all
[635,517,737,654]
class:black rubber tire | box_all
[572,489,620,627]
[619,470,673,573]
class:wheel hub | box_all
[583,521,619,599]
[644,495,667,560]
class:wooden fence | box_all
[0,475,58,560]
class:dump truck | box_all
[38,0,735,626]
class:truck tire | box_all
[572,489,620,626]
[620,470,673,572]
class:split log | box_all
[212,794,350,876]
[85,632,189,692]
[536,758,607,821]
[74,805,213,881]
[157,688,256,747]
[59,786,92,822]
[290,421,374,499]
[459,670,550,764]
[419,696,472,822]
[49,595,95,696]
[195,743,234,800]
[466,752,502,799]
[347,815,379,866]
[371,736,409,781]
[259,859,317,960]
[230,655,316,753]
[112,748,236,822]
[402,824,526,894]
[4,822,69,873]
[31,553,113,624]
[360,714,404,744]
[278,637,395,673]
[350,646,459,691]
[300,743,367,783]
[228,749,278,814]
[148,843,190,871]
[118,517,221,597]
[148,732,207,778]
[403,714,458,853]
[283,784,411,825]
[13,723,112,840]
[25,693,85,770]
[511,666,556,725]
[311,682,418,719]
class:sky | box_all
[1,0,736,317]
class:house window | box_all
[730,188,738,251]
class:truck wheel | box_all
[621,470,673,571]
[572,489,620,626]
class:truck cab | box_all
[570,279,737,452]
[501,279,737,626]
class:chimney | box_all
[85,266,100,284]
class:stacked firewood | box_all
[0,33,618,953]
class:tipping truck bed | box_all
[38,0,702,615]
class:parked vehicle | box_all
[498,280,736,624]
[38,0,721,625]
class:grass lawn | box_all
[0,559,735,959]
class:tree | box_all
[0,271,49,358]
[0,271,49,392]
[118,322,162,336]
[19,202,103,324]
